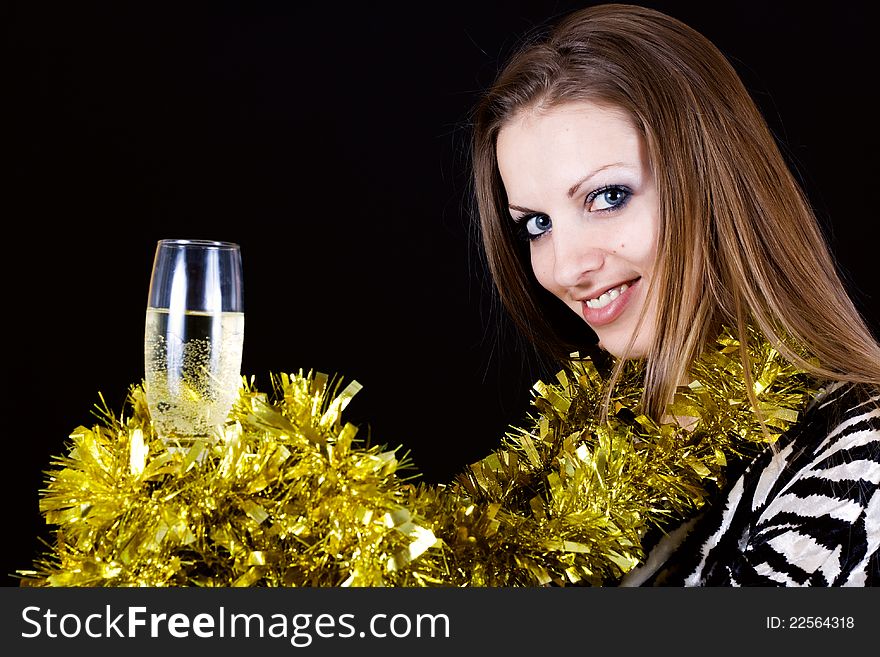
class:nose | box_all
[548,219,606,289]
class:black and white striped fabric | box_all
[621,381,880,586]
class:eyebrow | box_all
[508,161,634,213]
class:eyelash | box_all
[514,184,633,242]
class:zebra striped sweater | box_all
[621,381,880,586]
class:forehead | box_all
[496,101,642,192]
[502,99,634,131]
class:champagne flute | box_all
[144,239,244,444]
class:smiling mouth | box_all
[584,278,640,309]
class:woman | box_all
[471,3,880,585]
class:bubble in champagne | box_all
[145,308,244,438]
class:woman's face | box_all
[496,100,660,359]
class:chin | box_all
[597,335,650,360]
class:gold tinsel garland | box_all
[19,325,820,587]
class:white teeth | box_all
[585,282,629,309]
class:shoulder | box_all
[780,381,879,481]
[788,382,880,487]
[806,380,879,428]
[630,381,880,586]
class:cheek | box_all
[529,248,555,293]
[620,224,658,271]
[640,236,659,272]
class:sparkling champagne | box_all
[144,307,244,438]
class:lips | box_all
[579,277,641,327]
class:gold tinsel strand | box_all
[19,325,821,586]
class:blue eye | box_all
[512,184,631,242]
[518,214,551,241]
[588,185,631,212]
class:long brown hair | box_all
[472,3,880,421]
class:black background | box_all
[4,0,877,582]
